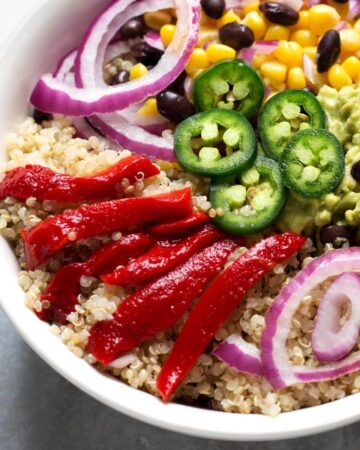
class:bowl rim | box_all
[1,0,360,441]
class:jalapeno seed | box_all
[131,42,164,66]
[316,30,341,73]
[351,160,360,182]
[201,0,225,19]
[320,225,355,248]
[109,70,130,86]
[259,2,299,26]
[120,16,146,39]
[219,23,255,51]
[156,90,196,124]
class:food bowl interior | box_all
[1,0,360,441]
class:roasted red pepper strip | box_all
[157,232,307,401]
[0,156,159,202]
[21,188,192,266]
[148,212,210,239]
[101,224,223,286]
[39,233,152,324]
[88,239,239,365]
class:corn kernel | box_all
[252,53,272,69]
[186,48,210,74]
[137,98,158,116]
[260,60,287,83]
[144,11,172,31]
[130,63,148,80]
[244,1,259,15]
[355,18,360,33]
[308,5,340,36]
[326,0,350,20]
[342,56,360,80]
[273,40,303,68]
[265,25,290,41]
[340,29,360,52]
[216,9,241,28]
[328,64,352,90]
[243,11,267,40]
[303,46,317,61]
[191,69,205,80]
[292,10,309,31]
[287,67,307,89]
[160,24,176,47]
[206,43,236,63]
[290,29,318,47]
[197,28,219,48]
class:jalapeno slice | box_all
[193,59,265,119]
[174,109,257,177]
[258,90,327,161]
[210,156,287,234]
[280,128,345,199]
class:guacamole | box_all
[278,85,360,235]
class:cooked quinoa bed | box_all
[2,117,360,417]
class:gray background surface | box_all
[1,1,360,449]
[1,310,360,450]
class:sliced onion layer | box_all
[30,0,200,116]
[143,31,165,51]
[239,41,278,63]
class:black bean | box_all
[219,23,255,51]
[156,90,196,124]
[120,16,146,39]
[109,70,130,86]
[259,2,299,26]
[33,109,51,124]
[316,30,341,73]
[333,0,348,3]
[167,71,187,95]
[320,225,355,248]
[201,0,225,19]
[131,42,164,66]
[351,160,360,182]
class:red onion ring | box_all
[143,31,165,51]
[239,41,279,63]
[311,272,360,363]
[349,0,360,20]
[303,54,315,86]
[30,0,200,116]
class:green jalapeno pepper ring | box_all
[210,156,287,235]
[280,128,345,199]
[193,59,265,119]
[174,109,257,177]
[258,90,327,161]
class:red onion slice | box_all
[71,116,121,152]
[275,0,303,11]
[89,114,175,161]
[239,41,278,63]
[30,0,200,116]
[303,54,315,86]
[213,335,263,377]
[349,0,360,20]
[311,272,360,363]
[226,0,254,8]
[262,248,360,389]
[107,352,137,369]
[143,31,165,51]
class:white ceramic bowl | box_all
[1,0,360,441]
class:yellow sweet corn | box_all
[342,56,360,80]
[292,11,310,31]
[287,67,307,89]
[137,98,159,116]
[216,10,241,28]
[186,48,210,74]
[244,1,259,15]
[339,29,360,52]
[252,53,272,69]
[206,43,236,63]
[303,46,317,61]
[264,25,290,41]
[130,63,148,80]
[328,64,352,90]
[290,29,318,47]
[197,28,219,48]
[243,11,267,40]
[144,11,172,31]
[273,40,303,68]
[355,18,360,33]
[260,60,287,83]
[160,24,176,47]
[308,5,340,36]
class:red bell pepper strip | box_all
[88,239,240,365]
[0,156,159,202]
[147,212,210,239]
[101,224,223,286]
[21,188,192,266]
[38,233,152,324]
[156,232,307,401]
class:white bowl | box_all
[1,0,360,441]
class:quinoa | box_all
[2,117,360,418]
